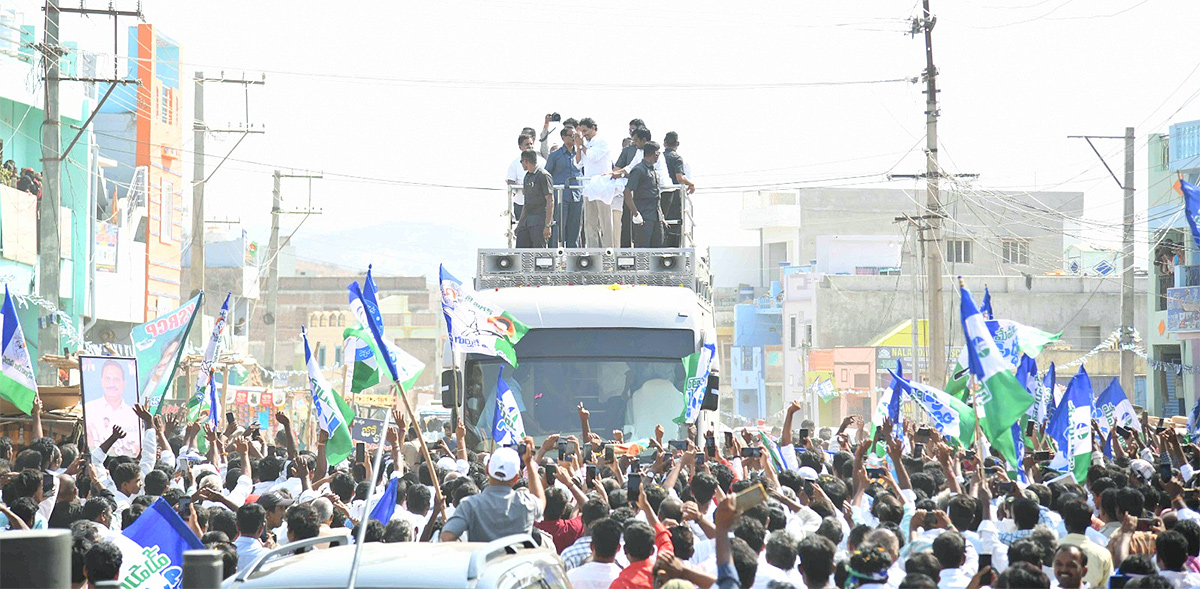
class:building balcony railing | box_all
[1170,120,1200,171]
[1175,265,1200,288]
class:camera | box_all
[549,112,561,122]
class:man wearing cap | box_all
[440,437,545,543]
[257,490,294,543]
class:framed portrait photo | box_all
[80,356,142,457]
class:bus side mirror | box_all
[441,369,462,408]
[701,373,720,411]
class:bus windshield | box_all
[462,357,691,448]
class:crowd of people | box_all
[5,393,1200,589]
[506,115,696,249]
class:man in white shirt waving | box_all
[575,118,614,248]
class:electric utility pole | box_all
[261,171,322,372]
[1067,129,1137,401]
[919,0,946,387]
[190,72,264,346]
[36,0,62,383]
[36,1,139,381]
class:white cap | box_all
[798,466,820,481]
[1130,459,1154,482]
[436,456,459,472]
[488,447,522,481]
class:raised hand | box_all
[32,394,43,415]
[275,411,290,429]
[132,404,153,425]
[577,402,589,421]
[108,425,127,442]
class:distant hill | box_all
[290,221,505,283]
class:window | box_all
[805,325,813,347]
[853,372,870,389]
[1080,325,1103,349]
[789,315,798,348]
[1002,239,1030,265]
[946,239,973,264]
[319,314,327,327]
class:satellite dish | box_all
[263,313,275,325]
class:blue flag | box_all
[115,498,202,588]
[981,286,993,320]
[1047,365,1093,482]
[1190,393,1200,435]
[1182,179,1200,251]
[492,367,525,446]
[1094,378,1140,439]
[1011,422,1027,483]
[348,266,399,382]
[369,477,399,525]
[886,359,904,430]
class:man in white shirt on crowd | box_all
[566,516,624,589]
[574,117,614,248]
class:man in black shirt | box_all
[662,132,695,247]
[622,142,665,248]
[614,127,651,248]
[517,149,555,248]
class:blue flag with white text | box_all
[115,498,202,589]
[493,367,526,446]
[1047,365,1093,483]
[1181,179,1200,251]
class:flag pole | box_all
[347,400,392,589]
[391,378,448,519]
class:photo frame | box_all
[79,356,142,457]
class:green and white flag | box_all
[440,265,528,367]
[678,343,716,424]
[342,325,424,393]
[0,286,37,415]
[891,368,976,447]
[303,327,356,466]
[946,321,1060,402]
[960,283,1035,473]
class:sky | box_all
[44,0,1200,278]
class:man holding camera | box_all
[440,438,545,543]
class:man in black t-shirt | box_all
[622,142,665,248]
[517,149,555,248]
[662,132,695,247]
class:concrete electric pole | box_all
[189,73,264,346]
[920,0,947,388]
[36,0,62,383]
[1067,129,1137,398]
[261,171,322,372]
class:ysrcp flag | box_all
[1094,377,1139,439]
[493,367,525,446]
[303,327,356,466]
[134,293,200,415]
[441,265,529,367]
[1048,365,1093,483]
[1181,179,1200,251]
[956,319,1061,371]
[873,359,905,431]
[815,379,837,403]
[889,368,976,446]
[961,283,1034,473]
[347,265,410,384]
[681,343,716,424]
[342,324,424,393]
[114,498,202,588]
[186,292,230,428]
[0,285,37,415]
